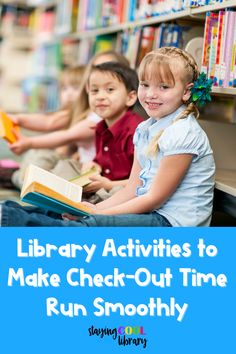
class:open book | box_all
[21,164,94,216]
[0,111,19,144]
[70,165,100,187]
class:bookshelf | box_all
[0,0,57,8]
[0,0,59,112]
[191,0,236,14]
[67,9,192,40]
[215,169,236,197]
[50,2,236,41]
[212,87,236,96]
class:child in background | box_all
[6,66,85,189]
[0,47,215,227]
[13,65,86,130]
[9,51,130,188]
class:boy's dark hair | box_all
[89,61,139,92]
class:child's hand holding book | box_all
[62,202,97,221]
[83,174,113,193]
[79,161,113,193]
[9,132,32,155]
[81,161,102,174]
[0,111,20,144]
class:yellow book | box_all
[0,111,19,144]
[70,166,100,187]
[21,164,94,217]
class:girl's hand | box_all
[84,174,113,193]
[9,130,32,155]
[62,202,97,220]
[62,213,80,221]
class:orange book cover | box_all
[0,111,19,144]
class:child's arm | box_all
[96,154,193,215]
[9,118,96,155]
[62,155,142,221]
[83,174,128,193]
[11,110,70,132]
[95,154,142,209]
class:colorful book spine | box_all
[219,11,236,87]
[117,28,142,68]
[232,19,236,87]
[170,24,182,47]
[201,11,219,75]
[136,26,155,66]
[127,0,137,22]
[214,10,225,86]
[153,26,162,49]
[93,34,115,53]
[208,26,218,80]
[229,12,236,87]
[118,0,126,23]
[77,0,86,30]
[86,0,97,29]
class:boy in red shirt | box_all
[81,61,143,200]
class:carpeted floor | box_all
[0,139,21,201]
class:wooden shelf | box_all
[27,0,57,8]
[0,0,28,6]
[0,0,57,8]
[215,169,236,197]
[191,0,236,15]
[211,87,236,96]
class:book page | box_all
[22,164,82,203]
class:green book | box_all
[69,166,100,187]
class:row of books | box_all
[1,1,233,37]
[2,1,235,113]
[0,3,56,37]
[20,21,197,110]
[55,0,189,34]
[26,0,57,5]
[73,23,202,68]
[190,0,231,6]
[119,23,201,68]
[19,21,202,110]
[0,4,32,34]
[201,10,236,88]
[55,0,232,34]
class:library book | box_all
[0,111,19,144]
[21,164,94,217]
